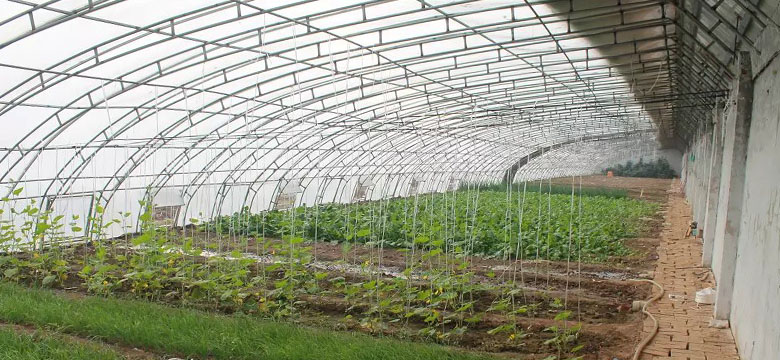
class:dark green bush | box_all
[603,158,676,179]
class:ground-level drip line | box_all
[629,278,664,360]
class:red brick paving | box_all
[639,183,739,360]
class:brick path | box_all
[639,183,739,360]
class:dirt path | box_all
[550,175,672,203]
[638,181,739,360]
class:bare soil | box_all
[550,175,672,203]
[19,175,670,360]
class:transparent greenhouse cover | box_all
[0,0,761,238]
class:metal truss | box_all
[0,0,773,226]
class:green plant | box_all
[0,182,653,359]
[0,327,122,360]
[0,282,497,360]
[543,310,584,360]
[209,189,656,262]
[603,158,676,178]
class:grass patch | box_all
[0,282,495,360]
[0,326,121,360]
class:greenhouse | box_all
[0,0,778,359]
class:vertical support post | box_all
[697,126,711,222]
[690,137,699,213]
[713,52,753,320]
[702,101,723,266]
[681,150,689,190]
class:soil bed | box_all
[2,176,669,359]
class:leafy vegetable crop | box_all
[210,187,656,261]
[0,184,657,358]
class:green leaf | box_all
[314,272,328,280]
[4,268,19,278]
[455,303,473,313]
[12,187,23,196]
[35,223,51,234]
[414,236,429,244]
[266,264,281,272]
[554,310,572,321]
[131,233,151,246]
[356,229,371,237]
[42,275,57,286]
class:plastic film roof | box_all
[0,0,775,225]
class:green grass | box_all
[0,282,495,360]
[0,326,121,360]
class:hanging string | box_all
[533,148,544,284]
[564,174,575,309]
[100,81,115,140]
[544,174,553,288]
[513,176,528,305]
[577,173,583,322]
[254,14,268,261]
[520,154,532,293]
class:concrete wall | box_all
[682,117,718,229]
[728,47,780,360]
[682,24,780,359]
[711,96,737,282]
[660,148,683,175]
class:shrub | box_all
[603,158,676,179]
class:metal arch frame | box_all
[1,0,672,155]
[219,104,525,218]
[515,135,662,181]
[0,0,748,117]
[40,40,677,200]
[50,41,684,198]
[0,0,768,220]
[181,83,639,218]
[1,4,676,179]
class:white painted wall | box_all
[683,34,780,359]
[682,130,714,229]
[729,49,780,360]
[711,96,737,282]
[659,148,683,175]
